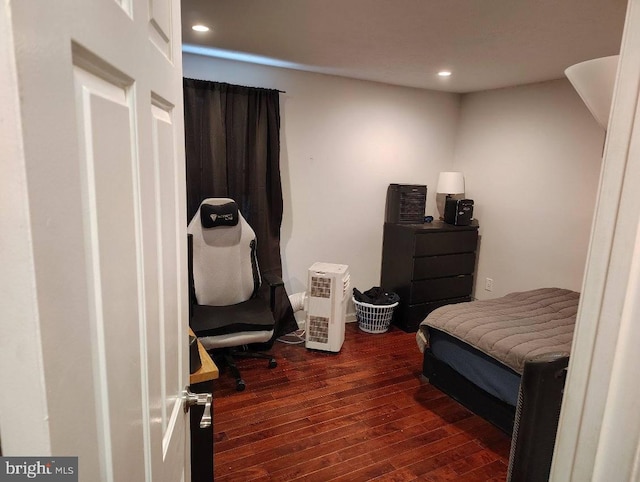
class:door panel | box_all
[74,62,146,482]
[154,102,180,430]
[149,0,173,58]
[116,0,133,17]
[2,0,188,480]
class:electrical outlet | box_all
[485,278,494,291]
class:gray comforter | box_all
[416,287,579,374]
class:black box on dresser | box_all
[380,220,479,332]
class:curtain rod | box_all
[184,77,286,94]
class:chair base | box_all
[211,348,277,391]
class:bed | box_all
[416,287,578,435]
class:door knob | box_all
[182,388,212,429]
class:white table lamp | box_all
[437,172,465,198]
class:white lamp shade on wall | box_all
[565,55,619,130]
[437,171,465,195]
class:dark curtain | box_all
[183,78,297,337]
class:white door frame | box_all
[551,0,640,479]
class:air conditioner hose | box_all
[289,292,307,312]
[278,292,307,345]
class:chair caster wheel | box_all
[235,379,246,391]
[268,359,277,369]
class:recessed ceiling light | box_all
[192,25,210,32]
[438,71,452,77]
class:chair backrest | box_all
[187,198,260,306]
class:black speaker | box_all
[385,184,427,224]
[444,198,474,226]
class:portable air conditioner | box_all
[305,262,350,353]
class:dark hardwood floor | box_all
[212,323,511,481]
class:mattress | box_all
[416,287,579,374]
[429,328,521,406]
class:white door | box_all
[0,0,189,481]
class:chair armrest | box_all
[262,273,284,288]
[262,273,284,313]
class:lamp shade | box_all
[565,55,618,130]
[437,172,465,194]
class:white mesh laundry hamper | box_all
[352,297,399,334]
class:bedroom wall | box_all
[453,79,605,300]
[183,53,461,297]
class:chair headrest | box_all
[200,201,239,228]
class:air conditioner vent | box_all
[343,273,351,297]
[307,316,329,344]
[310,276,332,298]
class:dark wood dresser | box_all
[381,220,479,332]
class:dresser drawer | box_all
[411,276,474,303]
[413,253,476,280]
[414,230,478,256]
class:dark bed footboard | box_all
[507,353,568,482]
[423,349,568,481]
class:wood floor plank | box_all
[455,460,509,481]
[212,323,511,481]
[215,361,420,425]
[253,403,466,480]
[401,440,484,478]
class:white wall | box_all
[183,54,604,306]
[183,54,461,295]
[453,79,605,299]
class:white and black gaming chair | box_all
[187,198,281,391]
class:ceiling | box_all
[181,0,628,93]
